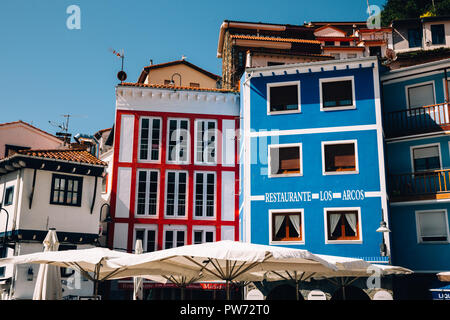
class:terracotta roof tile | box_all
[119,82,239,93]
[230,34,321,45]
[15,149,107,166]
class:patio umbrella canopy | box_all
[109,240,341,299]
[437,271,450,282]
[32,229,63,300]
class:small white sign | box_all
[373,290,393,300]
[246,289,264,300]
[307,290,327,300]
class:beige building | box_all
[137,58,221,89]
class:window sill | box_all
[326,240,362,244]
[268,173,303,178]
[267,110,301,116]
[270,240,305,245]
[321,105,356,112]
[323,170,359,175]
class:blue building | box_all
[381,58,450,299]
[239,57,392,299]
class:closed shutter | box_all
[408,84,435,108]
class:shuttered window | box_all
[412,145,441,172]
[407,83,435,109]
[269,144,302,176]
[323,142,357,173]
[416,210,449,243]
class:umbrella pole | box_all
[181,286,185,301]
[226,280,230,300]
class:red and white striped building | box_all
[108,77,240,255]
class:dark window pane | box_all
[194,231,203,244]
[431,24,445,45]
[269,85,299,112]
[322,80,353,108]
[324,143,356,172]
[205,232,214,242]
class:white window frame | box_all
[193,171,217,220]
[405,80,436,111]
[415,209,450,244]
[324,207,362,244]
[138,116,162,163]
[269,209,305,245]
[268,143,303,178]
[192,226,216,244]
[163,225,187,249]
[322,140,359,175]
[166,118,190,164]
[194,119,217,165]
[410,142,442,173]
[266,81,301,115]
[164,170,189,219]
[135,169,160,217]
[319,76,356,111]
[133,225,158,252]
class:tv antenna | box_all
[109,48,127,83]
[48,114,86,146]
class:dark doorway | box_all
[330,285,370,300]
[266,284,301,300]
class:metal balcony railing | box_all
[389,168,450,201]
[384,102,450,138]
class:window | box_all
[271,211,303,243]
[408,28,422,48]
[167,119,189,163]
[195,120,217,164]
[101,173,108,194]
[320,77,355,111]
[416,210,449,243]
[268,144,302,177]
[4,144,30,157]
[190,82,200,88]
[50,174,83,206]
[194,172,216,218]
[324,41,335,46]
[139,117,161,162]
[164,80,172,85]
[3,186,14,206]
[193,227,215,244]
[326,209,360,242]
[267,82,300,114]
[323,141,358,174]
[135,227,157,252]
[347,53,357,59]
[330,53,340,59]
[164,227,186,249]
[136,170,159,216]
[340,41,350,46]
[165,171,187,217]
[431,24,445,45]
[267,61,285,66]
[369,46,381,57]
[411,144,441,172]
[406,82,435,109]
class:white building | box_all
[0,148,107,299]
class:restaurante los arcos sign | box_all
[264,190,366,203]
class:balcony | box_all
[389,169,450,202]
[383,102,450,138]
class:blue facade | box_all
[240,57,389,263]
[381,59,450,275]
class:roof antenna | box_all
[49,114,71,146]
[110,48,127,83]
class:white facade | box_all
[0,163,105,299]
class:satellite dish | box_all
[385,48,397,61]
[117,70,127,82]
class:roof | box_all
[118,82,239,93]
[0,120,61,142]
[137,59,221,84]
[230,34,321,45]
[12,149,107,166]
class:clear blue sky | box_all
[0,0,386,137]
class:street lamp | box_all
[169,73,182,86]
[376,220,391,257]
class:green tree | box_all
[381,0,450,26]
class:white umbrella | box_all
[133,240,144,300]
[32,229,62,300]
[109,240,340,300]
[437,271,450,282]
[0,247,139,298]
